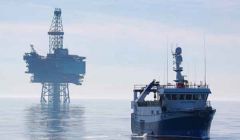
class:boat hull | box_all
[131,108,216,139]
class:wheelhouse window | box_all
[164,94,207,100]
[193,94,198,100]
[172,94,177,100]
[165,94,171,100]
[179,94,185,100]
[201,94,207,100]
[186,94,192,100]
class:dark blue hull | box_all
[132,108,216,139]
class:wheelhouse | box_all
[157,87,212,111]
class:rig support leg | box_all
[41,83,70,104]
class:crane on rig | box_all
[23,8,86,104]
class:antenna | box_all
[166,37,169,86]
[204,34,207,86]
[194,63,197,85]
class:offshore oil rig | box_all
[23,8,86,103]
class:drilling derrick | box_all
[48,8,64,53]
[23,8,86,104]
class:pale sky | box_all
[0,0,239,100]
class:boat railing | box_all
[134,84,147,89]
[161,84,209,89]
[133,83,209,92]
[133,85,147,91]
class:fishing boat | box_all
[131,47,216,139]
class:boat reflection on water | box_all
[131,135,209,140]
[25,103,85,140]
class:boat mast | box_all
[173,47,187,88]
[166,37,169,86]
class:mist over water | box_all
[0,98,238,140]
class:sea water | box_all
[0,98,239,140]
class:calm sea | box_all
[0,98,239,140]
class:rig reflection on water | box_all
[25,103,85,140]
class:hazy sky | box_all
[0,0,239,100]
